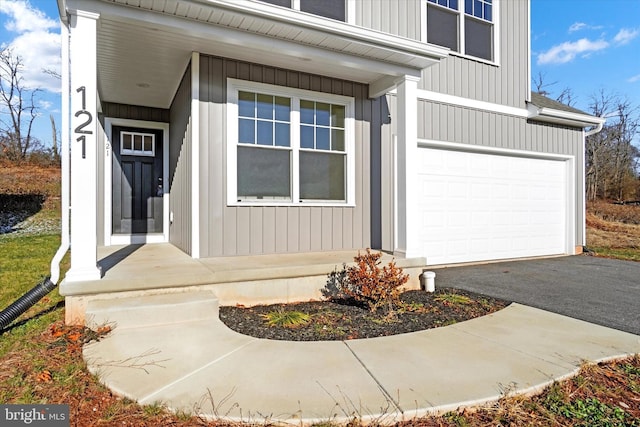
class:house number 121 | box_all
[75,86,93,159]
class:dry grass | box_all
[586,200,640,260]
[1,164,638,426]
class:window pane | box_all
[316,127,330,150]
[300,0,345,21]
[331,105,345,128]
[332,129,344,151]
[239,119,255,144]
[257,121,273,145]
[316,102,330,126]
[259,0,291,7]
[465,17,493,60]
[465,0,472,14]
[301,125,314,148]
[134,134,142,151]
[275,96,290,121]
[239,91,255,118]
[238,146,291,198]
[484,3,492,21]
[257,94,273,119]
[275,123,290,147]
[123,133,132,151]
[300,151,345,200]
[143,136,153,152]
[427,5,458,51]
[474,0,482,17]
[300,100,315,124]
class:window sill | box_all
[448,51,500,67]
[228,200,356,208]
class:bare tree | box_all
[585,90,640,201]
[532,71,557,96]
[0,48,41,161]
[556,87,577,108]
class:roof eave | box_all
[527,103,606,129]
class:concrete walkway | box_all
[83,294,640,425]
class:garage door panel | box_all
[417,147,568,265]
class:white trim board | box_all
[417,139,577,257]
[103,118,170,246]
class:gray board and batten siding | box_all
[168,63,193,256]
[196,55,386,258]
[356,0,530,108]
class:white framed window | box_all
[227,78,355,207]
[258,0,348,21]
[423,0,498,63]
[120,131,155,156]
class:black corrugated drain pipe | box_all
[0,277,57,330]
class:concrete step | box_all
[85,291,219,330]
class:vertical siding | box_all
[96,116,105,246]
[102,102,170,122]
[198,55,376,257]
[419,0,530,108]
[169,64,192,255]
[355,0,421,40]
[414,100,585,246]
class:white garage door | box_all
[417,147,568,265]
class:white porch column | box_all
[65,10,101,282]
[395,75,421,258]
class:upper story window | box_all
[424,0,495,62]
[259,0,346,22]
[228,79,355,206]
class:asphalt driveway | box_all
[433,255,640,336]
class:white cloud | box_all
[537,38,609,65]
[0,0,60,93]
[614,28,639,45]
[629,74,640,83]
[568,22,603,33]
[568,22,587,33]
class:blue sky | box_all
[1,0,639,148]
[531,0,640,116]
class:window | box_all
[228,79,355,206]
[424,0,495,62]
[258,0,346,22]
[120,131,155,156]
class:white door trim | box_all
[104,118,170,246]
[417,139,577,259]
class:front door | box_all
[112,126,164,234]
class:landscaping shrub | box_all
[326,249,409,313]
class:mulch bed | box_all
[219,288,510,341]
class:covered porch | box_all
[61,244,427,324]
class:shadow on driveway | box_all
[433,255,640,336]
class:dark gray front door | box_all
[112,126,163,234]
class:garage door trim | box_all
[416,139,577,264]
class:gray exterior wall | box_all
[355,0,421,40]
[420,0,529,107]
[169,64,193,255]
[197,55,380,257]
[355,0,530,108]
[379,98,586,249]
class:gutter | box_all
[526,103,606,129]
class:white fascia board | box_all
[203,0,450,62]
[527,103,606,129]
[417,89,529,118]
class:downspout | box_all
[0,18,71,330]
[582,120,605,252]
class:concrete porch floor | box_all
[60,243,427,324]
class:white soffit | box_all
[67,0,448,108]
